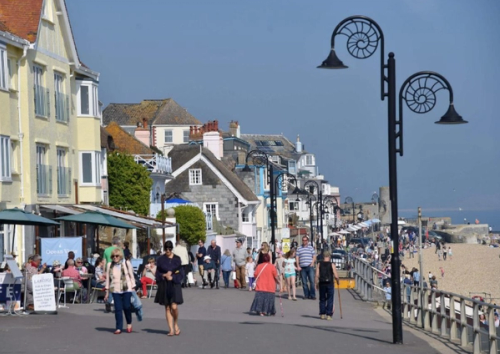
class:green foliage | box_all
[156,205,206,245]
[108,152,153,216]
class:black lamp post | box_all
[274,172,299,261]
[305,180,323,244]
[345,196,355,224]
[318,15,468,344]
[305,194,316,244]
[323,195,340,232]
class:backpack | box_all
[318,262,333,284]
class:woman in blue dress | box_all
[155,240,184,336]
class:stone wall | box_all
[435,224,489,244]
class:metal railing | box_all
[134,153,172,174]
[55,92,69,123]
[34,84,50,118]
[352,257,500,353]
[57,167,71,196]
[36,164,52,195]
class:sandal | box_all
[114,330,121,335]
[140,296,147,299]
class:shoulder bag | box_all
[252,263,269,290]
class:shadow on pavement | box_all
[95,327,116,333]
[142,328,169,335]
[292,323,393,344]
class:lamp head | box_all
[242,164,252,172]
[435,104,468,124]
[291,186,301,195]
[317,49,348,69]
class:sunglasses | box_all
[111,255,121,259]
[165,247,173,251]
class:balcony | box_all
[134,153,172,175]
[55,92,70,123]
[57,167,71,196]
[36,164,52,195]
[34,84,50,118]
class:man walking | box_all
[207,239,221,289]
[296,236,317,300]
[232,239,247,289]
[196,240,207,286]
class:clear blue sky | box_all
[67,0,500,228]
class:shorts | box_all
[284,273,295,279]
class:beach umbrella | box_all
[0,208,59,258]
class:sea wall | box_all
[435,224,489,243]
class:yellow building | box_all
[0,0,101,262]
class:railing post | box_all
[417,285,423,328]
[431,290,439,334]
[403,284,409,320]
[450,295,458,341]
[473,303,480,354]
[440,293,448,338]
[424,288,431,330]
[366,267,373,301]
[460,298,468,348]
[410,286,416,324]
[488,306,498,354]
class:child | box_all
[246,256,255,291]
[315,251,340,320]
[448,246,453,260]
[383,281,392,310]
[440,267,445,278]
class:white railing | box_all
[134,153,172,174]
[205,213,213,231]
[352,257,500,353]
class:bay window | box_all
[80,151,101,186]
[0,135,11,181]
[77,80,99,117]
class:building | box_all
[0,0,102,262]
[102,98,203,155]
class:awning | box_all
[358,222,369,227]
[338,230,350,234]
[73,205,174,229]
[350,225,361,230]
[370,218,381,223]
[41,205,81,215]
[328,232,341,237]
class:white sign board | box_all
[32,273,56,312]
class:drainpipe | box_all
[17,45,28,263]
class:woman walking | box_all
[104,249,136,334]
[155,241,184,336]
[250,253,279,316]
[221,249,232,289]
[283,249,298,300]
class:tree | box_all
[108,152,153,215]
[157,205,206,245]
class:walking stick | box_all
[279,291,284,317]
[337,281,343,319]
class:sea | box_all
[399,209,500,233]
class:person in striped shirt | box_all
[296,236,317,300]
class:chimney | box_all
[134,117,150,146]
[229,120,240,137]
[203,120,223,160]
[296,135,303,152]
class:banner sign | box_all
[282,238,290,254]
[41,237,83,265]
[0,273,22,305]
[32,273,56,312]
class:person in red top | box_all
[249,253,279,316]
[62,259,86,301]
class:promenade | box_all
[0,286,464,354]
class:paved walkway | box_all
[1,285,466,353]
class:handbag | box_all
[252,263,268,290]
[231,271,236,280]
[187,272,195,284]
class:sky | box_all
[66,0,500,229]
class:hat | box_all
[93,253,100,259]
[10,251,17,257]
[235,239,242,244]
[53,260,61,266]
[203,255,211,261]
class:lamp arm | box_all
[398,71,455,157]
[330,15,385,101]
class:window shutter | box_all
[48,166,53,194]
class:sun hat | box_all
[203,255,211,261]
[53,260,61,266]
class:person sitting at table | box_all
[140,257,157,299]
[62,259,87,302]
[75,258,88,275]
[64,251,75,270]
[92,257,106,289]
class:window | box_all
[34,65,49,117]
[204,203,218,220]
[189,169,202,185]
[289,201,299,211]
[54,73,69,123]
[288,160,296,175]
[305,155,314,165]
[77,81,99,117]
[0,45,7,91]
[57,148,71,196]
[36,144,51,195]
[0,135,11,181]
[80,151,101,186]
[242,212,250,222]
[164,130,173,143]
[183,130,189,143]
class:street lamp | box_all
[344,196,355,224]
[305,180,324,244]
[304,194,317,244]
[160,193,166,246]
[323,195,340,231]
[318,15,467,344]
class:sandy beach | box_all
[400,243,500,303]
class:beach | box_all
[401,243,500,303]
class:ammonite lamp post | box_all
[318,15,467,344]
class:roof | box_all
[240,134,305,160]
[0,0,43,43]
[100,127,115,150]
[105,122,154,155]
[168,145,258,202]
[102,99,202,127]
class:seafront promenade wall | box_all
[435,224,489,243]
